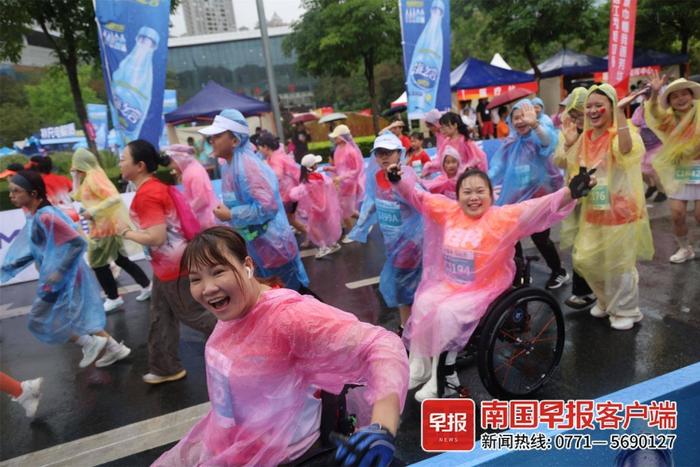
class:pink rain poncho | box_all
[423,133,487,179]
[288,171,342,248]
[393,178,575,357]
[154,288,408,466]
[423,145,463,200]
[266,147,300,204]
[327,135,366,219]
[1,205,106,344]
[165,144,219,229]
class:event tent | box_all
[450,57,538,100]
[165,80,271,124]
[528,49,608,78]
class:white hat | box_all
[301,153,323,168]
[424,109,443,125]
[661,78,700,109]
[328,124,351,139]
[371,133,403,154]
[198,109,250,136]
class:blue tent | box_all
[450,58,534,91]
[632,49,688,67]
[528,49,608,78]
[165,81,271,124]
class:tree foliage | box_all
[635,0,700,67]
[284,0,401,131]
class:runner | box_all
[423,145,462,199]
[2,170,132,370]
[154,226,408,467]
[423,112,487,178]
[645,74,700,263]
[71,148,151,313]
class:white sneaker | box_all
[669,246,695,264]
[408,355,431,390]
[415,372,460,402]
[142,369,187,385]
[590,304,607,318]
[315,246,332,259]
[135,285,152,302]
[104,296,124,312]
[79,335,108,368]
[341,234,354,244]
[328,243,342,255]
[609,314,643,331]
[95,342,131,367]
[12,378,43,417]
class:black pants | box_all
[571,270,593,296]
[93,253,151,299]
[514,228,562,274]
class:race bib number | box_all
[376,199,402,228]
[515,164,531,186]
[589,184,610,210]
[443,247,475,284]
[206,347,236,427]
[675,162,700,184]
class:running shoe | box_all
[142,370,187,385]
[565,294,597,310]
[314,246,332,259]
[79,335,108,368]
[104,296,124,312]
[136,285,152,302]
[609,314,643,331]
[590,304,608,318]
[670,246,695,264]
[653,192,667,203]
[95,342,131,367]
[12,378,43,418]
[328,243,342,255]
[546,270,570,289]
[341,234,354,244]
[644,186,657,199]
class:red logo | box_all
[421,399,476,452]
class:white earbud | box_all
[245,266,253,279]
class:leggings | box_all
[571,270,593,296]
[93,253,151,299]
[514,228,562,274]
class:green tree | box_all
[0,104,39,146]
[284,0,401,132]
[0,0,180,157]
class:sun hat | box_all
[660,78,700,109]
[301,154,323,168]
[328,124,351,139]
[198,109,250,136]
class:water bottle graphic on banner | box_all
[112,27,160,143]
[407,0,444,118]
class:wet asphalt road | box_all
[0,200,698,465]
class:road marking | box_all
[0,284,145,320]
[1,402,211,467]
[345,276,380,289]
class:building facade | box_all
[167,27,316,108]
[182,0,237,36]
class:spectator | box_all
[291,122,311,163]
[496,106,510,138]
[476,98,494,139]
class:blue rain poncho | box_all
[349,135,423,307]
[532,97,555,129]
[1,206,105,344]
[488,99,563,206]
[216,110,309,290]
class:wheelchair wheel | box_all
[477,287,564,399]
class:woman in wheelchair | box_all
[154,226,408,467]
[388,165,596,401]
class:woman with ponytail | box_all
[423,112,487,178]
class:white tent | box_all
[391,91,407,108]
[490,53,511,70]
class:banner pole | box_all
[255,0,285,140]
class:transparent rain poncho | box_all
[562,84,654,291]
[218,110,308,289]
[423,132,487,178]
[1,205,105,343]
[71,148,137,268]
[154,289,408,467]
[488,99,563,206]
[328,134,366,219]
[266,147,300,204]
[349,150,424,308]
[532,97,555,129]
[288,171,342,248]
[392,179,575,357]
[645,97,700,195]
[631,104,662,176]
[423,145,464,200]
[166,144,219,229]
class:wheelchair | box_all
[436,256,565,400]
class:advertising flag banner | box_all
[86,103,108,150]
[400,0,451,120]
[95,0,171,148]
[607,0,637,97]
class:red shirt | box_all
[400,134,412,151]
[41,173,79,221]
[130,178,187,281]
[406,150,431,167]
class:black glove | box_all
[387,166,401,183]
[568,167,597,199]
[333,424,396,467]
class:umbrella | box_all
[318,112,348,124]
[382,104,406,117]
[290,112,318,124]
[486,88,534,110]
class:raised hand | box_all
[647,70,667,96]
[520,102,539,128]
[562,116,579,147]
[568,166,598,199]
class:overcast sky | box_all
[170,0,304,35]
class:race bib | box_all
[376,199,402,228]
[443,247,475,284]
[675,162,700,184]
[515,164,531,186]
[206,347,236,427]
[589,184,610,210]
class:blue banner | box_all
[95,0,170,148]
[86,103,108,150]
[400,0,451,120]
[159,89,178,147]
